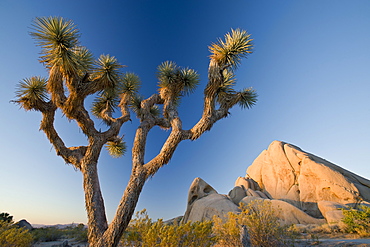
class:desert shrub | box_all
[32,226,64,242]
[123,209,153,246]
[64,223,88,242]
[212,212,241,246]
[0,220,33,247]
[121,209,214,247]
[213,200,296,247]
[342,205,370,237]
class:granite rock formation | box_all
[247,141,370,218]
[183,141,370,225]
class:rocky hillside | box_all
[182,141,370,225]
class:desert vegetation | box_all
[120,201,297,247]
[212,200,297,247]
[0,214,33,247]
[341,205,370,237]
[32,223,88,243]
[118,203,370,247]
[2,205,370,246]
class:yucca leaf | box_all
[209,28,253,69]
[121,72,141,95]
[106,139,126,158]
[73,46,94,73]
[179,68,200,96]
[150,105,160,117]
[93,54,124,89]
[91,91,119,121]
[14,76,49,111]
[157,61,179,88]
[129,94,143,116]
[16,76,49,101]
[237,88,258,109]
[30,16,80,74]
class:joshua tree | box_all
[0,213,13,223]
[13,16,257,246]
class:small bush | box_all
[212,212,241,246]
[213,200,296,247]
[122,209,214,246]
[342,205,370,237]
[32,226,64,242]
[65,223,88,242]
[0,220,33,247]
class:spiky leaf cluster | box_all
[30,17,83,75]
[120,72,141,96]
[91,72,141,122]
[208,29,257,110]
[157,61,200,97]
[14,76,49,111]
[237,88,258,109]
[209,28,253,69]
[73,46,94,74]
[105,139,126,158]
[91,92,119,122]
[93,54,123,89]
[216,70,257,109]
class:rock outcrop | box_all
[183,178,239,222]
[247,141,370,217]
[317,201,346,224]
[182,141,370,226]
[16,219,33,230]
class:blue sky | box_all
[1,1,370,225]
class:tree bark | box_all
[81,160,108,245]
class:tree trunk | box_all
[81,161,108,245]
[96,170,147,247]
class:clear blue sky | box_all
[1,1,370,225]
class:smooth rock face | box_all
[247,141,370,217]
[228,186,247,205]
[317,201,346,224]
[240,197,325,225]
[185,193,240,222]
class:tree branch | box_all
[47,66,67,108]
[39,102,85,169]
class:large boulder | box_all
[247,141,370,217]
[16,219,33,230]
[184,193,240,222]
[183,178,239,222]
[235,177,261,191]
[228,186,247,204]
[317,201,347,225]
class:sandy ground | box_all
[33,238,370,246]
[295,238,370,246]
[33,239,88,247]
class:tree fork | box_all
[97,170,147,247]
